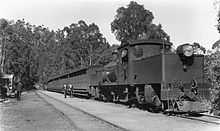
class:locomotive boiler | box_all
[47,40,210,113]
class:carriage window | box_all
[132,46,143,58]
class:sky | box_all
[0,0,219,49]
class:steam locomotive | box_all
[47,40,210,113]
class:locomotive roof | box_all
[119,39,172,49]
[130,39,172,46]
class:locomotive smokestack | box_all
[177,44,194,72]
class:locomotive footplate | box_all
[163,101,209,114]
[177,101,209,113]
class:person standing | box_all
[1,85,7,100]
[63,84,67,98]
[16,81,22,100]
[69,84,73,98]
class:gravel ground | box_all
[0,91,74,131]
[38,91,126,131]
[1,90,219,131]
[1,91,126,131]
[40,90,220,131]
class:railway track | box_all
[36,91,130,131]
[177,113,220,125]
[35,91,83,131]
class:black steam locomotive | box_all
[47,40,210,113]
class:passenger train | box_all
[46,39,210,113]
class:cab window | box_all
[131,45,161,60]
[132,45,143,58]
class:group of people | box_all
[63,84,74,98]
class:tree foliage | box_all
[205,51,220,112]
[61,20,110,70]
[111,1,170,45]
[214,1,220,49]
[213,8,220,50]
[204,1,220,113]
[0,18,111,89]
[1,19,39,89]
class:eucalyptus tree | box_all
[203,0,220,113]
[0,18,9,73]
[111,1,170,45]
[62,20,110,70]
[1,19,38,89]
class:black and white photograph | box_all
[0,0,220,130]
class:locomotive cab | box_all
[120,40,172,85]
[114,40,172,108]
[120,40,210,112]
[130,40,171,60]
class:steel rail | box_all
[200,113,220,119]
[35,91,83,131]
[177,114,220,125]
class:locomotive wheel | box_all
[105,93,113,102]
[161,101,174,115]
[161,101,169,111]
[128,97,138,108]
[151,96,162,112]
[172,101,179,111]
[162,100,180,115]
[152,96,161,107]
[101,94,107,102]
